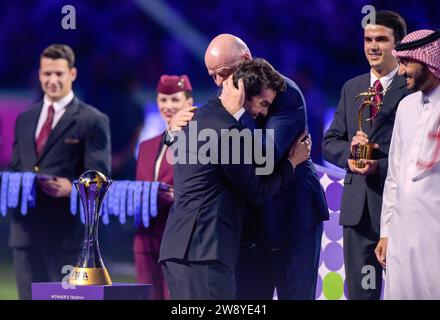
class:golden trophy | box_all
[69,170,112,285]
[353,86,386,168]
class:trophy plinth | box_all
[69,170,112,286]
[353,143,373,169]
[70,268,112,286]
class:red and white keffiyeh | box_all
[393,29,440,179]
[393,29,440,80]
[413,94,440,180]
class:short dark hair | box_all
[372,10,407,43]
[40,44,75,69]
[233,58,286,100]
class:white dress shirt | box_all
[35,91,74,138]
[233,108,246,121]
[370,65,399,93]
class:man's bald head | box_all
[205,34,252,86]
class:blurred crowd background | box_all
[0,0,438,298]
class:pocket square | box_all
[64,138,80,144]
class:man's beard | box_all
[255,114,266,128]
[412,65,431,91]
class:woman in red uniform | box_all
[134,75,193,299]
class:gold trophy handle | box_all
[354,87,381,133]
[353,88,379,169]
[357,102,369,133]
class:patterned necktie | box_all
[35,105,55,156]
[371,79,383,119]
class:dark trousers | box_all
[343,203,382,300]
[236,222,323,300]
[162,259,235,300]
[134,251,169,300]
[13,247,79,300]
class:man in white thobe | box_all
[375,29,440,299]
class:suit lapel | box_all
[36,97,80,162]
[369,75,407,139]
[24,103,43,163]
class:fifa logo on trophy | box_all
[69,170,112,285]
[353,85,387,168]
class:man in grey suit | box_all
[8,44,111,299]
[322,11,411,299]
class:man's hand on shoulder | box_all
[288,132,311,169]
[168,106,197,133]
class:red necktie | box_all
[371,79,383,119]
[35,105,55,156]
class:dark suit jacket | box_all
[322,73,411,228]
[159,97,296,271]
[8,96,111,250]
[245,76,329,248]
[134,133,173,253]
